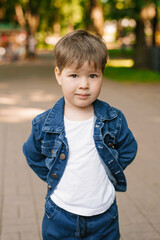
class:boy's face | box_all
[55,62,103,111]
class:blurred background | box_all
[0,0,160,78]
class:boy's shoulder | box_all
[32,97,64,130]
[32,108,52,126]
[94,99,121,121]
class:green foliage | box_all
[1,0,160,51]
[2,0,16,23]
[1,0,159,33]
[102,0,160,20]
[59,0,85,32]
[108,48,134,59]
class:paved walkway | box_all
[0,52,160,240]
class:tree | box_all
[102,0,160,68]
[152,0,159,46]
[85,0,104,36]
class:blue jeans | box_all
[42,198,120,240]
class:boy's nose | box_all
[79,77,89,89]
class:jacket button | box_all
[60,153,66,160]
[52,173,58,179]
[48,185,51,190]
[108,142,115,148]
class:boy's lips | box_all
[76,93,90,98]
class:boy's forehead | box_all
[65,61,101,72]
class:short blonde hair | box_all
[54,30,108,73]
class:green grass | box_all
[103,66,160,83]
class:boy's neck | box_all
[64,105,94,121]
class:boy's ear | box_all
[55,66,62,85]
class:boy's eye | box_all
[70,74,78,78]
[90,74,98,78]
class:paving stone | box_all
[21,231,42,240]
[122,230,160,240]
[1,232,20,240]
[2,222,38,234]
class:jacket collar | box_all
[42,97,117,133]
[93,99,117,121]
[42,97,65,133]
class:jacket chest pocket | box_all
[103,132,119,160]
[41,140,62,170]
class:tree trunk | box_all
[134,19,148,68]
[152,6,158,46]
[85,0,104,36]
[91,1,104,36]
[15,4,26,27]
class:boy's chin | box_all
[75,102,93,109]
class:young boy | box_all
[23,30,137,240]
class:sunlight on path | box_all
[0,107,45,123]
[0,90,57,123]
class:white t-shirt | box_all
[51,116,115,216]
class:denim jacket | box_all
[23,97,137,200]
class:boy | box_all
[23,30,137,240]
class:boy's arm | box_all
[115,111,138,170]
[23,124,49,182]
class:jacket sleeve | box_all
[22,122,49,182]
[115,111,138,170]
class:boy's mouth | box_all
[76,93,90,98]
